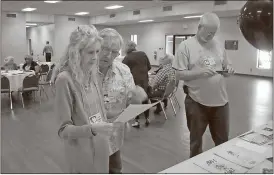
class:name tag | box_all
[88,112,103,124]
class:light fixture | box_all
[26,23,37,26]
[105,5,124,9]
[184,15,202,19]
[44,1,60,3]
[75,12,90,15]
[138,19,154,23]
[22,7,37,12]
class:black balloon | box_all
[238,0,273,52]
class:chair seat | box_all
[1,89,10,93]
[18,87,39,92]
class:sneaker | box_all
[131,121,140,128]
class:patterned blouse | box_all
[98,60,135,155]
[151,63,176,91]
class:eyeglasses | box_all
[101,47,120,57]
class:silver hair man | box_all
[172,12,235,158]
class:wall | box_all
[115,17,272,77]
[26,24,55,62]
[1,12,27,64]
[54,15,89,62]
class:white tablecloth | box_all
[160,121,273,174]
[19,62,55,70]
[1,70,35,91]
[37,62,55,68]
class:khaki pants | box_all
[185,95,229,158]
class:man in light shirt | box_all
[43,41,53,62]
[172,12,235,158]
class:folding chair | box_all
[1,76,13,109]
[18,74,40,108]
[150,79,176,120]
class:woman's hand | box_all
[91,122,114,138]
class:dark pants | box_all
[109,150,122,174]
[185,95,229,158]
[45,53,51,62]
[135,100,150,120]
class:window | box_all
[130,34,137,45]
[257,50,272,69]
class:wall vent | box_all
[110,14,116,18]
[68,17,76,21]
[133,10,140,15]
[6,13,16,18]
[163,6,172,12]
[214,0,227,5]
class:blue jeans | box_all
[185,95,229,158]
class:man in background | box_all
[172,12,235,158]
[43,41,53,62]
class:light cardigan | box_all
[55,70,109,173]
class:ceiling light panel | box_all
[105,5,124,10]
[22,8,37,12]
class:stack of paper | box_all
[214,145,265,169]
[194,154,248,173]
[238,131,273,146]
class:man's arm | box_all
[173,44,216,81]
[50,46,54,56]
[42,46,46,56]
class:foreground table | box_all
[160,121,273,174]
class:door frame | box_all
[172,34,195,55]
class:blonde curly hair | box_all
[52,25,102,85]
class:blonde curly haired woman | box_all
[53,25,120,173]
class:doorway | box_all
[165,34,195,55]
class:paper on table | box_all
[238,131,273,146]
[247,160,273,173]
[254,126,273,137]
[214,145,265,169]
[235,140,268,154]
[194,154,248,173]
[114,102,159,123]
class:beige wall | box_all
[26,24,55,62]
[54,15,89,62]
[1,12,27,64]
[115,17,272,77]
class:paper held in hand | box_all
[114,102,159,123]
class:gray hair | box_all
[160,53,174,65]
[4,56,14,63]
[52,25,102,85]
[198,12,220,29]
[24,55,33,61]
[99,28,123,50]
[125,41,137,54]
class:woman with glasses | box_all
[22,55,41,74]
[53,25,119,173]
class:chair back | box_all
[46,69,53,82]
[40,64,49,74]
[1,76,10,91]
[22,74,39,89]
[163,79,176,99]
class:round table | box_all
[19,62,55,70]
[1,70,35,91]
